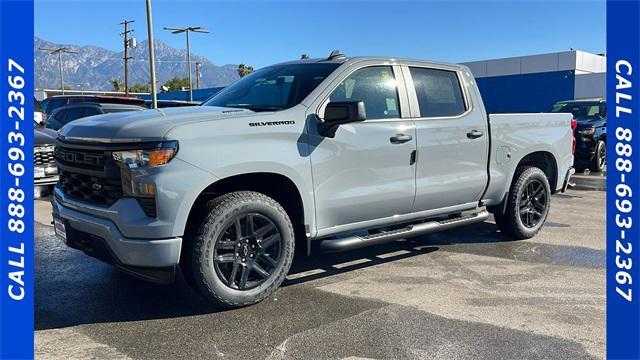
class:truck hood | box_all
[58,106,258,143]
[35,124,58,145]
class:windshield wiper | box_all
[224,104,284,112]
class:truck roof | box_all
[272,52,466,71]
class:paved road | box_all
[34,189,605,359]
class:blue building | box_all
[462,50,605,113]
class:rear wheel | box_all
[500,166,551,239]
[184,191,294,308]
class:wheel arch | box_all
[513,151,559,193]
[183,172,309,255]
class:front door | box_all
[309,65,416,234]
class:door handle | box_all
[466,130,484,139]
[390,134,413,144]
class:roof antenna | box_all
[327,50,345,60]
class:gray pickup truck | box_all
[52,52,574,308]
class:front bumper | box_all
[52,189,182,283]
[35,175,59,186]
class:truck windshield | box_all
[550,101,605,120]
[202,63,340,111]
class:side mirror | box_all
[318,101,366,137]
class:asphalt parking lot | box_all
[34,188,605,360]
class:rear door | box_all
[308,63,417,233]
[403,64,489,212]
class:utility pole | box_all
[145,0,158,108]
[120,19,135,96]
[163,26,209,101]
[38,47,78,95]
[195,62,201,90]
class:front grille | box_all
[35,147,55,166]
[59,170,123,205]
[55,145,124,206]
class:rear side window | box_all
[410,67,466,117]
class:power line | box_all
[119,19,135,96]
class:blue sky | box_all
[35,0,605,68]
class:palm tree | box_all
[110,79,123,92]
[237,64,254,78]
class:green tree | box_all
[129,83,151,93]
[163,76,191,91]
[300,53,309,60]
[110,79,123,92]
[237,64,254,78]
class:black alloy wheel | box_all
[213,213,283,290]
[518,179,548,228]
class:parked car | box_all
[45,103,146,130]
[34,120,59,186]
[34,98,47,125]
[550,98,606,172]
[40,95,145,115]
[52,54,574,308]
[144,99,200,108]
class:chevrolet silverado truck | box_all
[52,53,575,308]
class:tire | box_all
[501,166,551,240]
[590,140,606,173]
[184,191,295,308]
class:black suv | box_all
[551,99,606,172]
[45,102,145,130]
[40,95,146,115]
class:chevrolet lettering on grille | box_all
[55,148,105,167]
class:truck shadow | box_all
[35,221,519,330]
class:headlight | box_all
[578,127,595,136]
[112,141,178,168]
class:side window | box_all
[53,109,68,122]
[63,108,85,123]
[49,99,67,113]
[83,107,101,117]
[410,67,466,117]
[329,66,400,120]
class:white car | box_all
[34,98,47,125]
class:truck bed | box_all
[482,113,574,206]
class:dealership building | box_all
[462,50,606,113]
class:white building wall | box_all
[462,50,605,79]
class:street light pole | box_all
[163,26,209,102]
[39,47,78,95]
[146,0,158,109]
[186,29,192,100]
[58,51,64,94]
[195,62,201,90]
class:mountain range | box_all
[35,36,240,91]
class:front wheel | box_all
[590,140,606,173]
[184,191,295,308]
[499,166,551,239]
